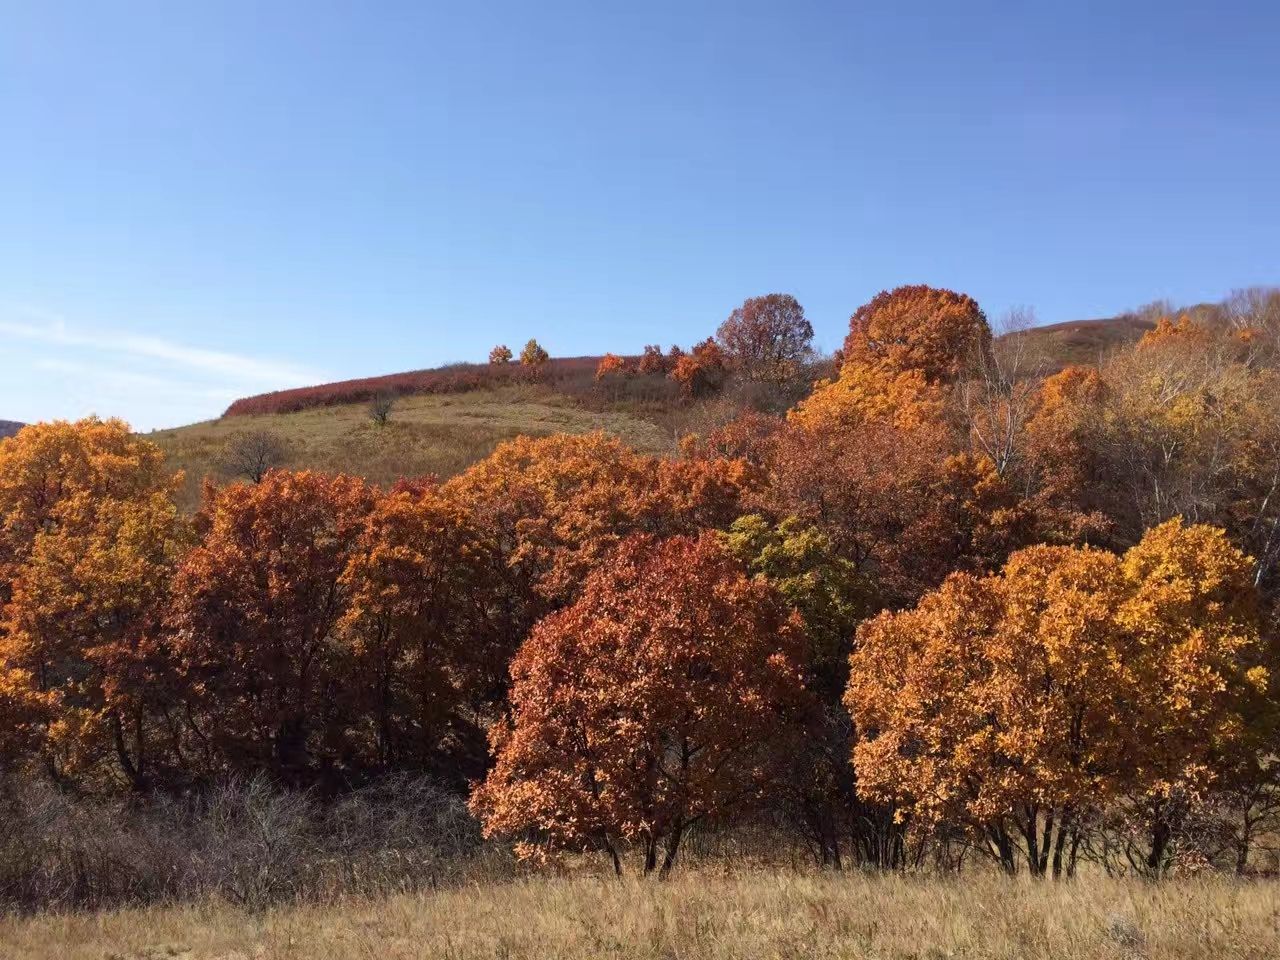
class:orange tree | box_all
[488,344,513,364]
[841,284,990,384]
[670,337,727,399]
[0,419,185,789]
[470,533,809,875]
[637,344,668,376]
[339,479,509,778]
[792,285,988,432]
[594,352,627,381]
[168,470,377,785]
[848,519,1267,878]
[0,418,174,604]
[761,416,1028,607]
[443,432,750,612]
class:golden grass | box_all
[148,386,674,508]
[3,869,1278,960]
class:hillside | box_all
[0,420,25,439]
[151,313,1146,506]
[220,314,1148,420]
[1014,313,1156,370]
[151,385,674,509]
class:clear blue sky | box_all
[2,1,1277,430]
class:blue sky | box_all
[2,1,1278,430]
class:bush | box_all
[0,774,485,913]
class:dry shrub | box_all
[0,774,486,914]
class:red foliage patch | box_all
[224,357,610,416]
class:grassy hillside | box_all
[150,314,1148,507]
[4,869,1275,959]
[151,385,674,509]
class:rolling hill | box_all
[0,420,25,439]
[150,313,1149,508]
[150,385,676,509]
[1013,313,1157,369]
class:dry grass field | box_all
[2,870,1277,960]
[148,385,674,508]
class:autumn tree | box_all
[443,432,750,613]
[848,520,1267,878]
[0,419,186,788]
[788,358,945,431]
[339,480,509,776]
[1028,321,1280,588]
[679,411,783,469]
[489,344,513,364]
[670,338,727,399]
[759,415,1029,607]
[520,339,550,367]
[3,491,187,789]
[594,352,626,381]
[1020,364,1115,544]
[168,470,377,784]
[0,419,185,787]
[716,293,814,384]
[842,284,990,384]
[721,515,891,867]
[0,418,174,604]
[791,286,989,432]
[471,533,808,875]
[637,344,667,376]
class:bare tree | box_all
[1224,287,1280,367]
[370,391,397,426]
[218,429,291,483]
[960,306,1047,478]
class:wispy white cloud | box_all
[0,315,321,387]
[32,358,243,403]
[0,308,328,431]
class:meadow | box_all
[3,870,1277,960]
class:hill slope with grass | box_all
[151,384,676,509]
[151,313,1147,507]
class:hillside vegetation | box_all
[151,386,673,510]
[151,312,1149,504]
[3,285,1280,939]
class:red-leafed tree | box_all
[670,338,727,399]
[168,470,377,784]
[716,293,814,383]
[470,533,809,875]
[638,344,668,376]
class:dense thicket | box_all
[3,285,1280,886]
